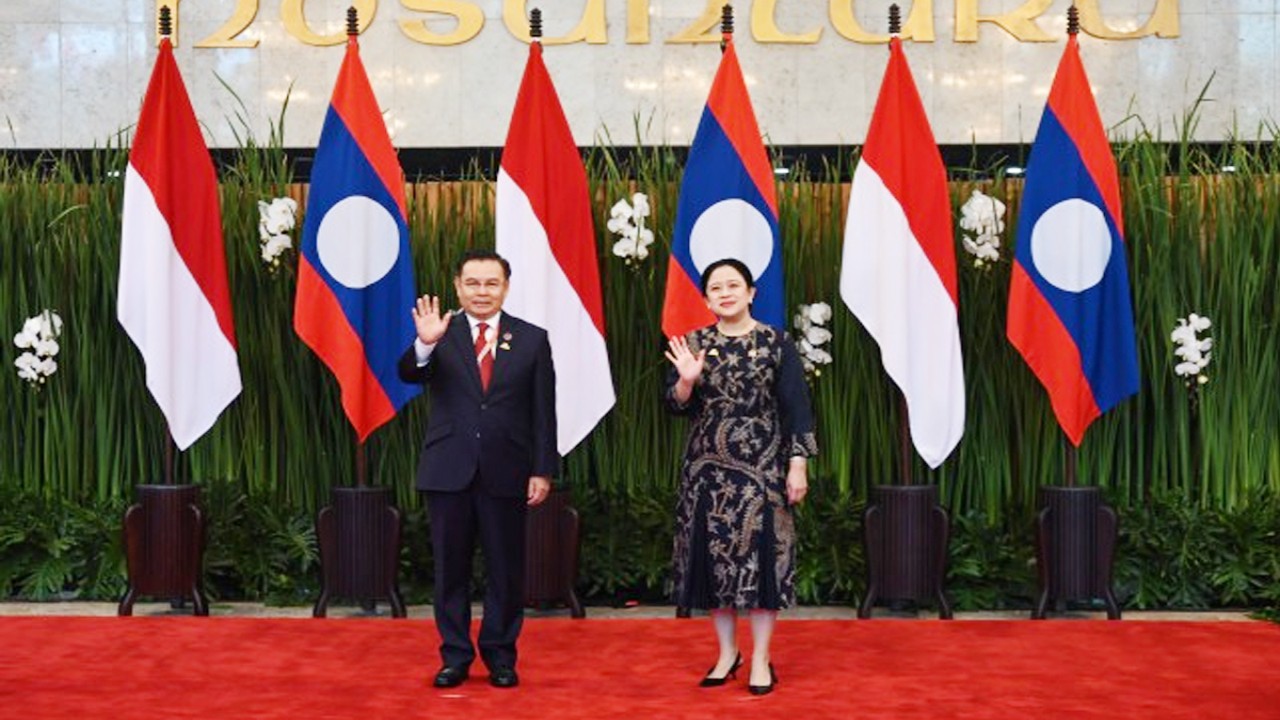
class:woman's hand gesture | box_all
[412,295,453,345]
[664,335,706,385]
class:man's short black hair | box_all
[455,249,512,279]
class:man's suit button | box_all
[475,432,481,439]
[480,403,487,410]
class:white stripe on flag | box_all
[496,169,615,456]
[839,162,965,468]
[119,165,242,450]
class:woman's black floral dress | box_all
[666,324,818,610]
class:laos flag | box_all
[294,34,420,442]
[661,39,782,338]
[1007,33,1139,447]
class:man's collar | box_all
[465,311,502,330]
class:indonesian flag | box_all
[839,37,964,469]
[118,37,241,450]
[496,42,614,456]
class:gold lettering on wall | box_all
[503,0,606,45]
[829,0,935,43]
[667,0,723,44]
[399,0,484,46]
[194,0,260,48]
[627,0,649,44]
[154,0,1183,49]
[283,0,376,46]
[955,0,1054,43]
[753,0,822,43]
[1077,0,1179,40]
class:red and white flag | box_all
[118,38,241,450]
[496,42,614,456]
[839,38,964,468]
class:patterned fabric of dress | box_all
[666,324,818,610]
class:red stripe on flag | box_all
[706,42,777,216]
[330,38,407,221]
[499,43,605,335]
[128,40,237,349]
[1047,36,1124,239]
[294,257,396,442]
[859,38,957,306]
[1007,263,1100,446]
[661,257,713,338]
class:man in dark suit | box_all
[398,249,557,690]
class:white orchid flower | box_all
[39,311,62,339]
[612,237,637,259]
[805,326,833,346]
[1174,344,1202,363]
[267,198,298,233]
[37,357,57,376]
[34,338,59,357]
[798,338,814,354]
[21,316,43,338]
[1170,321,1197,344]
[16,364,40,383]
[609,199,633,221]
[606,215,630,236]
[266,234,293,255]
[632,192,650,217]
[809,348,834,365]
[807,302,832,324]
[1174,361,1200,377]
[14,330,36,349]
[258,197,298,238]
[635,230,653,260]
[1170,313,1214,386]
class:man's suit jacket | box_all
[398,313,557,498]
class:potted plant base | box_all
[859,484,953,619]
[1033,486,1121,619]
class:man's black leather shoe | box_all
[433,665,469,688]
[489,666,519,688]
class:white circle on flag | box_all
[316,196,401,289]
[688,199,774,282]
[1030,198,1112,293]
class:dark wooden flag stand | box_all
[313,484,406,618]
[859,397,953,619]
[1032,447,1121,620]
[860,483,952,618]
[524,486,585,618]
[118,482,209,616]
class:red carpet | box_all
[1,617,1277,718]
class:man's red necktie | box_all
[475,322,494,391]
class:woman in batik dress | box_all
[664,258,818,696]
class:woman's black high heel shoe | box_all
[699,653,743,687]
[748,663,777,696]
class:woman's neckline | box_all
[715,319,759,338]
